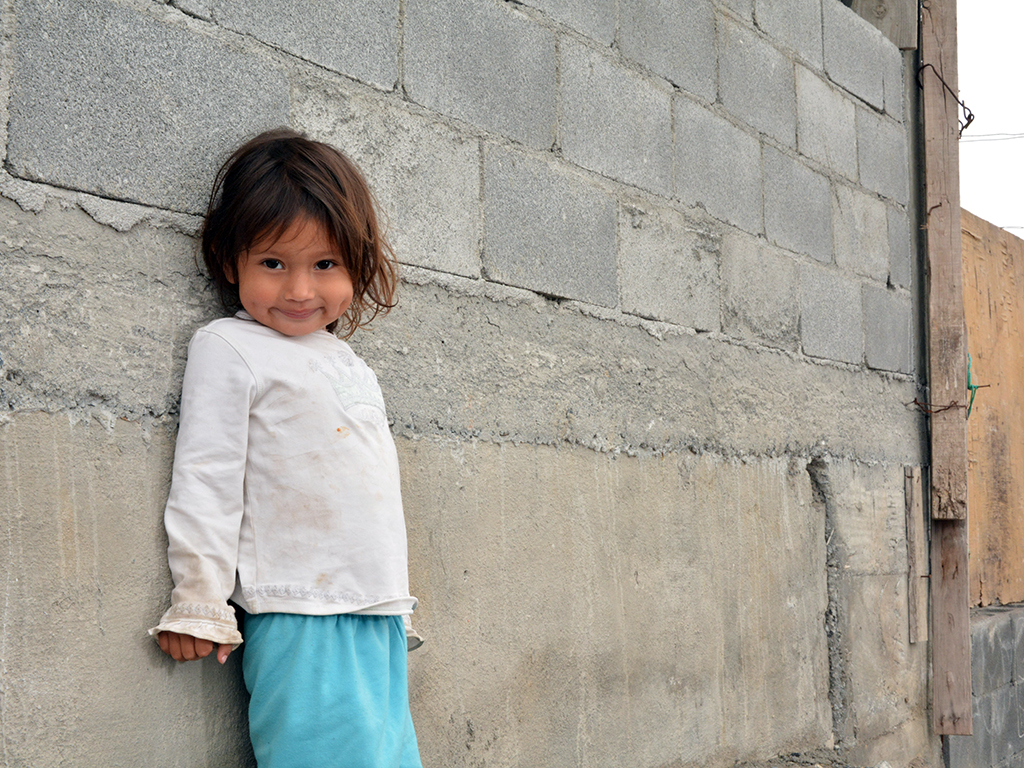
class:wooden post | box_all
[850,0,919,49]
[921,0,972,736]
[932,520,971,734]
[922,0,967,523]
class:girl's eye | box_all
[261,259,283,270]
[315,260,337,270]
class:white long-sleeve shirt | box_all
[149,312,418,648]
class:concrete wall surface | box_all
[0,0,940,766]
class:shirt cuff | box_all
[149,602,243,648]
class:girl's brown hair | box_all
[201,128,397,337]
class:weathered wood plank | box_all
[962,213,1024,606]
[922,0,967,522]
[931,519,972,734]
[850,0,919,49]
[905,467,928,643]
[922,0,972,736]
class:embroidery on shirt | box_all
[310,353,386,415]
[162,602,237,623]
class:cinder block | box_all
[883,45,906,121]
[483,145,617,306]
[833,185,889,281]
[754,0,823,67]
[829,462,909,575]
[800,264,862,364]
[392,443,829,766]
[1010,684,1024,762]
[291,83,482,278]
[822,0,886,110]
[998,753,1024,768]
[841,713,935,768]
[973,609,1016,696]
[719,18,797,147]
[618,203,720,330]
[617,0,716,100]
[971,692,998,768]
[843,572,926,742]
[990,684,1024,766]
[7,0,289,214]
[764,147,832,262]
[1012,611,1024,684]
[721,232,799,350]
[519,0,616,44]
[857,108,910,205]
[796,66,857,180]
[560,40,673,197]
[862,285,912,374]
[674,97,763,235]
[405,0,556,149]
[888,207,913,290]
[214,1,398,91]
[946,696,989,768]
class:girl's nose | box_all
[284,272,315,301]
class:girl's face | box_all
[230,216,354,337]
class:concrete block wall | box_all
[949,607,1024,768]
[0,0,936,766]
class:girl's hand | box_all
[158,631,233,664]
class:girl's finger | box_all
[194,637,214,659]
[167,631,183,661]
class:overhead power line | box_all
[961,132,1024,142]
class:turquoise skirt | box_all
[242,613,422,768]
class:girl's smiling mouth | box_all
[279,308,321,320]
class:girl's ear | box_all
[224,258,238,285]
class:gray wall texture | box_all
[0,0,937,766]
[949,606,1024,768]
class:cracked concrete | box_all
[0,194,925,466]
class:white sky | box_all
[958,3,1024,231]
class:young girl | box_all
[149,128,422,768]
